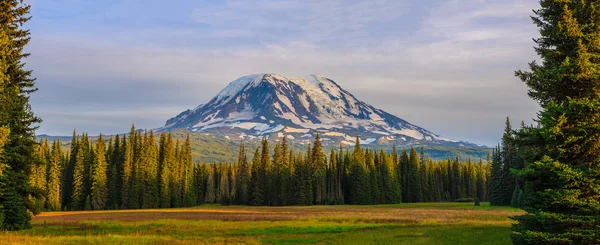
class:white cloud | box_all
[29,0,542,146]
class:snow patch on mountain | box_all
[161,73,475,147]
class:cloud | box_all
[28,0,541,146]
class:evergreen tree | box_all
[217,164,231,205]
[62,131,77,210]
[501,118,517,205]
[204,164,216,204]
[158,133,172,208]
[46,140,62,211]
[249,148,263,205]
[476,158,486,202]
[121,137,133,209]
[311,133,326,205]
[407,147,422,202]
[512,1,600,243]
[234,141,250,205]
[181,135,195,207]
[0,0,41,230]
[141,131,159,208]
[71,139,85,210]
[399,148,409,202]
[489,147,503,206]
[90,135,108,210]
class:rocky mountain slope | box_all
[161,73,479,147]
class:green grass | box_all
[1,202,522,245]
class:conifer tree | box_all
[194,163,208,205]
[111,135,122,208]
[46,140,62,211]
[62,131,77,210]
[512,1,600,243]
[0,0,41,230]
[71,139,85,210]
[29,139,48,211]
[158,133,172,208]
[141,131,159,208]
[217,164,231,205]
[181,135,195,207]
[234,141,250,205]
[249,148,263,205]
[490,147,504,206]
[399,148,409,202]
[501,118,517,205]
[121,137,133,209]
[204,164,216,204]
[90,135,108,210]
[271,141,283,205]
[311,133,327,205]
[476,158,486,202]
[406,147,422,202]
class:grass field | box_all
[1,203,522,245]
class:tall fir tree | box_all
[249,148,263,206]
[311,133,327,205]
[0,0,41,230]
[71,138,85,210]
[512,1,600,244]
[407,147,422,202]
[90,135,108,210]
[46,139,62,211]
[490,147,504,206]
[234,141,250,205]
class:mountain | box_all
[161,73,480,147]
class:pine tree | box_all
[399,148,409,202]
[46,140,62,211]
[489,147,504,206]
[71,138,85,210]
[476,158,486,202]
[234,141,250,205]
[27,138,47,212]
[501,117,517,205]
[121,136,133,209]
[512,1,600,243]
[0,0,41,230]
[158,133,172,208]
[259,138,271,205]
[90,135,108,210]
[112,135,122,208]
[407,147,422,202]
[62,131,77,210]
[141,131,159,209]
[106,136,119,209]
[181,135,195,207]
[249,148,263,206]
[204,164,216,204]
[217,164,231,205]
[311,133,327,205]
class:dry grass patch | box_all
[1,202,523,245]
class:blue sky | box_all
[27,0,541,146]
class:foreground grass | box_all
[1,202,522,244]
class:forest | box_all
[31,125,492,211]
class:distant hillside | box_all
[38,130,492,163]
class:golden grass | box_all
[2,203,523,245]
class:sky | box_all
[27,0,541,146]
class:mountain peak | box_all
[161,74,475,147]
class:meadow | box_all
[1,202,522,245]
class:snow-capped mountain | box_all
[161,74,476,146]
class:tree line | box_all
[30,126,491,211]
